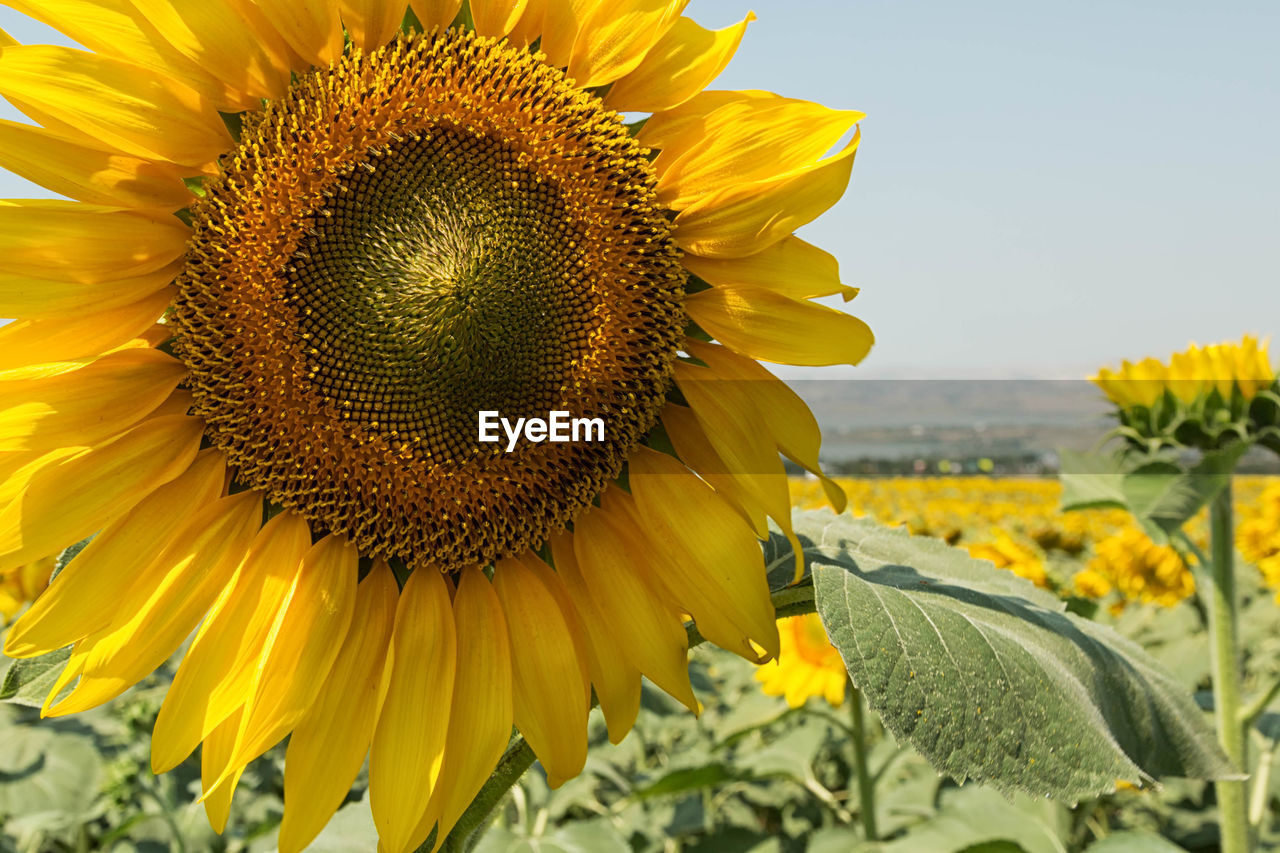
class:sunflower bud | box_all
[1092,335,1279,453]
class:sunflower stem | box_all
[434,737,537,853]
[849,681,878,841]
[1207,480,1250,853]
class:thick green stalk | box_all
[1208,482,1249,853]
[849,683,878,841]
[435,739,537,853]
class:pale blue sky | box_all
[2,1,1276,378]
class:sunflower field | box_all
[1,0,1278,852]
[6,472,1280,851]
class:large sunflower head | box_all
[0,2,870,850]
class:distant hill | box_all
[788,379,1279,474]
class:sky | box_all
[1,1,1277,378]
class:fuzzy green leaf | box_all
[1121,442,1249,544]
[1058,449,1128,512]
[794,511,1234,804]
[0,648,69,707]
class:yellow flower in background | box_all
[0,555,54,622]
[1071,568,1113,600]
[0,3,869,851]
[967,534,1049,588]
[1084,528,1195,609]
[1093,335,1276,411]
[1238,481,1280,599]
[1093,336,1278,453]
[1168,336,1275,403]
[1094,356,1169,409]
[755,613,847,708]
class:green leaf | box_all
[875,787,1066,853]
[0,707,103,820]
[1083,831,1189,852]
[1058,449,1128,511]
[474,820,630,853]
[794,511,1234,804]
[1,647,70,707]
[631,764,743,800]
[1121,442,1249,544]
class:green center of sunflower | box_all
[289,128,598,457]
[172,29,686,572]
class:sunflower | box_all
[1092,336,1278,452]
[754,612,847,708]
[0,2,869,850]
[1094,336,1275,409]
[1238,480,1280,599]
[967,534,1049,588]
[1084,527,1195,610]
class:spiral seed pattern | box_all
[172,29,686,571]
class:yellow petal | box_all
[4,449,226,657]
[409,0,462,30]
[414,568,513,851]
[279,565,398,853]
[0,45,230,168]
[660,403,768,538]
[150,511,313,773]
[669,361,808,580]
[255,0,345,68]
[201,709,245,833]
[0,289,174,372]
[685,340,845,512]
[686,285,874,366]
[681,235,857,302]
[538,0,597,67]
[627,447,779,660]
[41,647,88,715]
[0,347,187,453]
[493,552,590,787]
[129,0,293,101]
[0,263,180,322]
[606,12,753,114]
[674,131,860,258]
[0,200,188,282]
[639,88,778,168]
[0,415,204,574]
[673,359,792,530]
[218,534,359,781]
[0,448,84,531]
[4,0,256,110]
[567,0,689,88]
[369,568,457,853]
[14,557,55,601]
[41,490,263,715]
[0,119,192,210]
[549,532,640,743]
[505,0,544,46]
[571,497,698,712]
[658,99,862,209]
[0,27,16,47]
[340,0,409,53]
[471,0,528,37]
